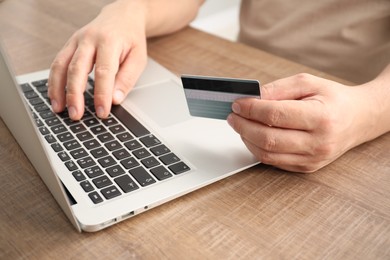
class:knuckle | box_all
[267,106,283,126]
[262,134,277,151]
[295,73,313,83]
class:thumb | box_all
[262,73,321,101]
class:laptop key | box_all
[88,191,103,204]
[159,153,180,165]
[92,175,112,189]
[115,174,139,193]
[90,147,109,159]
[85,166,104,178]
[150,144,170,156]
[101,185,122,200]
[72,170,86,181]
[140,135,161,147]
[98,155,116,168]
[106,165,125,177]
[150,166,173,180]
[129,166,156,187]
[80,180,94,192]
[80,157,98,171]
[169,162,191,175]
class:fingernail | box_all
[96,106,105,118]
[227,114,234,128]
[232,102,240,114]
[113,89,125,104]
[68,106,77,119]
[51,99,58,112]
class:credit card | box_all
[181,75,260,120]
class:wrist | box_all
[356,65,390,143]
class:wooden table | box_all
[1,1,389,259]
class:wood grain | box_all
[1,0,389,259]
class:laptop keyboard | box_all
[20,78,190,204]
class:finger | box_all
[93,41,121,118]
[228,113,315,154]
[241,138,320,173]
[112,42,147,104]
[48,40,77,113]
[232,98,323,130]
[65,45,96,120]
[261,73,323,100]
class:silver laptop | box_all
[0,41,258,232]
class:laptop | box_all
[0,41,258,232]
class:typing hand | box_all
[48,1,147,120]
[227,73,374,173]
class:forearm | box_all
[112,0,204,38]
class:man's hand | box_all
[48,1,148,120]
[227,73,378,173]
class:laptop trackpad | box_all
[123,80,191,128]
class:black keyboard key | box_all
[115,175,139,193]
[31,79,48,87]
[70,148,88,159]
[58,151,70,162]
[129,167,156,187]
[117,132,133,142]
[105,140,122,151]
[132,148,151,159]
[84,166,104,178]
[24,90,38,99]
[51,124,67,134]
[150,144,170,156]
[36,85,48,93]
[101,185,121,200]
[57,132,73,142]
[106,165,125,177]
[34,104,50,112]
[63,117,79,125]
[88,191,103,204]
[124,140,142,151]
[160,153,180,165]
[150,166,173,180]
[77,156,95,169]
[72,170,86,181]
[83,139,100,150]
[120,157,139,169]
[80,180,94,192]
[141,157,160,169]
[83,117,99,127]
[20,83,33,92]
[140,135,161,148]
[34,118,44,127]
[76,131,93,141]
[92,175,112,189]
[98,155,116,168]
[39,126,50,135]
[109,125,125,134]
[63,139,81,150]
[51,143,63,152]
[112,148,130,160]
[169,162,190,175]
[29,97,43,106]
[111,105,149,137]
[97,132,114,143]
[90,125,106,135]
[45,117,61,126]
[44,134,56,143]
[65,160,78,171]
[102,117,118,127]
[90,147,109,159]
[70,124,86,133]
[39,110,55,119]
